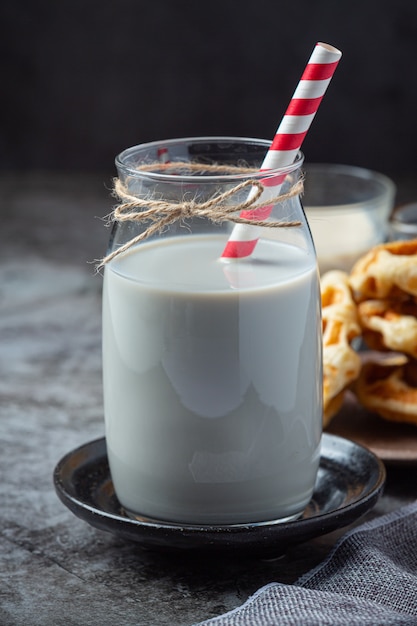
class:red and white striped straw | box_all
[221,42,342,259]
[157,146,170,164]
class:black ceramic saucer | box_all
[53,433,385,556]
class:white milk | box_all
[305,206,384,274]
[103,234,322,525]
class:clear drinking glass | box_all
[303,163,396,274]
[102,137,322,526]
[389,203,417,240]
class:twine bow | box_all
[97,175,303,269]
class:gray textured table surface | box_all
[1,172,417,626]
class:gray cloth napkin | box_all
[194,501,417,626]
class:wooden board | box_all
[327,391,417,464]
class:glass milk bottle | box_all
[101,137,322,525]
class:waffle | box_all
[354,353,417,425]
[349,239,417,302]
[357,297,417,359]
[321,270,362,427]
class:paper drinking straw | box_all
[157,146,170,163]
[221,42,342,259]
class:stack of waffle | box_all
[321,240,417,427]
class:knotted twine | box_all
[97,163,304,269]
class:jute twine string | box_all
[135,161,261,175]
[97,163,303,269]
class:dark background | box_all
[2,0,417,177]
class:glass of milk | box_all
[389,203,417,240]
[303,164,396,274]
[102,137,322,526]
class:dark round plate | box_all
[53,433,385,556]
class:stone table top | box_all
[1,172,417,626]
